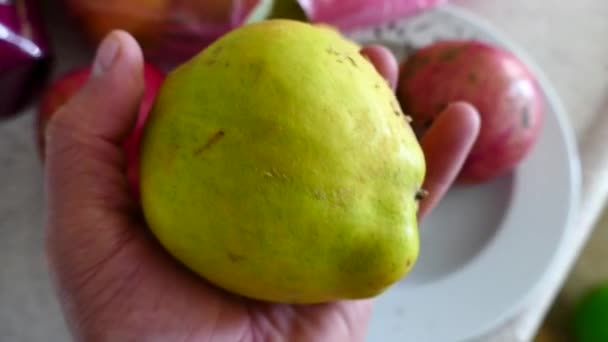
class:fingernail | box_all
[93,33,121,76]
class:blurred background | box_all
[1,0,608,341]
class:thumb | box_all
[45,31,144,278]
[46,30,144,155]
[45,30,144,208]
[417,102,481,220]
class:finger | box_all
[46,30,143,206]
[45,31,144,147]
[45,30,144,267]
[360,45,399,91]
[417,102,481,220]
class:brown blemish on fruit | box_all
[326,47,340,56]
[522,106,531,128]
[439,46,464,62]
[468,72,478,83]
[227,252,246,263]
[195,130,225,156]
[415,189,429,201]
[390,100,402,117]
[347,56,358,68]
[416,55,432,66]
[401,55,431,79]
[249,63,264,82]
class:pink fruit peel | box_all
[397,40,544,184]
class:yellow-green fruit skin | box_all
[140,19,426,304]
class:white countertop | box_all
[1,1,607,341]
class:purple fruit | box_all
[0,0,52,118]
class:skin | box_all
[45,30,480,341]
[37,63,165,198]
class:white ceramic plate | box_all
[348,5,581,342]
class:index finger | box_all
[417,102,481,220]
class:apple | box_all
[37,62,165,198]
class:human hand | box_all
[45,31,479,341]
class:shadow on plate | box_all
[403,173,515,286]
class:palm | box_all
[57,215,371,341]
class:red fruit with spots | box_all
[397,40,544,184]
[37,63,165,198]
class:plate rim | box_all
[438,5,582,339]
[358,4,582,341]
